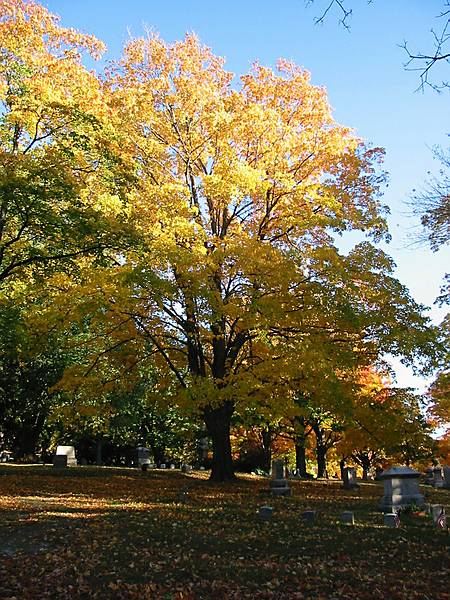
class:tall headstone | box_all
[54,445,77,467]
[342,467,358,489]
[270,459,291,496]
[432,466,444,488]
[379,466,424,513]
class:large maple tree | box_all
[68,34,431,481]
[6,3,437,481]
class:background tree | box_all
[0,0,131,298]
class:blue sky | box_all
[44,0,449,390]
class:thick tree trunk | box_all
[295,443,307,476]
[361,454,371,480]
[316,445,327,478]
[313,424,327,478]
[203,401,236,482]
[96,438,103,466]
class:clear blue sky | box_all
[44,0,449,390]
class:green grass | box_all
[0,465,448,599]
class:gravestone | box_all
[432,466,444,488]
[54,445,77,467]
[160,463,166,469]
[443,466,450,489]
[181,464,192,473]
[270,460,291,496]
[424,467,434,485]
[340,511,355,524]
[379,466,424,512]
[301,510,316,524]
[342,467,358,490]
[136,446,151,469]
[259,506,274,520]
[53,455,68,468]
[384,513,400,528]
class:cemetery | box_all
[0,1,449,598]
[0,463,448,599]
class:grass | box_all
[0,465,449,599]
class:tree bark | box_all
[316,444,327,478]
[96,438,103,466]
[203,401,236,481]
[313,425,328,478]
[295,443,307,476]
[261,427,273,472]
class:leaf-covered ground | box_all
[0,466,448,599]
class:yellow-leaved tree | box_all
[42,32,437,481]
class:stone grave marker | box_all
[384,513,400,528]
[443,466,450,489]
[301,510,316,525]
[424,467,434,485]
[53,445,77,468]
[136,446,151,470]
[340,511,355,524]
[259,506,274,520]
[342,467,358,490]
[379,466,424,512]
[432,466,444,488]
[53,455,68,468]
[181,464,192,473]
[269,460,291,496]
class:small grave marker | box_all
[384,513,400,528]
[259,506,274,520]
[301,510,316,524]
[340,511,355,524]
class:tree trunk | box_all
[340,458,346,480]
[96,438,103,466]
[261,427,272,472]
[295,443,307,476]
[313,425,327,478]
[203,401,236,482]
[316,445,327,478]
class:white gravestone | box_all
[379,466,424,513]
[54,445,77,467]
